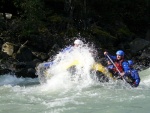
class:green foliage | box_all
[49,15,63,23]
[0,0,149,51]
[66,27,78,37]
[89,24,117,49]
[0,19,6,31]
[117,27,132,38]
[91,25,116,40]
[12,0,46,38]
[22,0,44,19]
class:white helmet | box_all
[74,39,83,45]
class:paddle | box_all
[106,54,126,82]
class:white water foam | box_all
[139,67,150,87]
[0,74,39,86]
[36,44,150,91]
[36,44,97,91]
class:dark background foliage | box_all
[0,0,149,52]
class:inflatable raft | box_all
[36,60,113,84]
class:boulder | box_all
[13,45,36,62]
[0,37,3,50]
[130,38,150,53]
[146,29,150,41]
[0,51,10,59]
[140,46,150,59]
[15,68,37,78]
[1,42,14,56]
[32,52,49,61]
[0,69,12,75]
[9,59,41,78]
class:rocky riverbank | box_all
[0,36,150,78]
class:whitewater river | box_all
[0,46,150,113]
[0,68,150,113]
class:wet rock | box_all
[13,45,36,62]
[140,47,150,59]
[12,62,26,70]
[0,51,10,59]
[130,38,150,53]
[26,59,42,69]
[10,59,41,78]
[0,69,12,75]
[1,42,14,56]
[0,37,4,50]
[48,44,61,56]
[145,29,150,41]
[27,68,36,78]
[15,67,37,78]
[32,52,49,61]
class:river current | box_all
[0,46,150,113]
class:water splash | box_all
[36,44,98,90]
[139,67,150,88]
[0,74,39,86]
[36,42,150,90]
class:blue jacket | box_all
[128,69,140,87]
[107,55,130,73]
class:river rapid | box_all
[0,45,150,113]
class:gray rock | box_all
[130,38,150,53]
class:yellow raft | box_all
[61,60,113,79]
[37,60,113,83]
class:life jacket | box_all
[113,59,124,73]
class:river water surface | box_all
[0,46,150,113]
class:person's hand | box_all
[116,72,124,79]
[104,51,108,55]
[120,72,125,77]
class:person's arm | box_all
[104,51,116,61]
[119,61,131,77]
[122,61,130,73]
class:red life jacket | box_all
[113,59,124,73]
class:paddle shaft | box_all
[106,54,121,74]
[106,54,126,82]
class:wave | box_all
[0,74,39,86]
[139,67,150,87]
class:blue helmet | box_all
[116,50,124,56]
[128,60,134,66]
